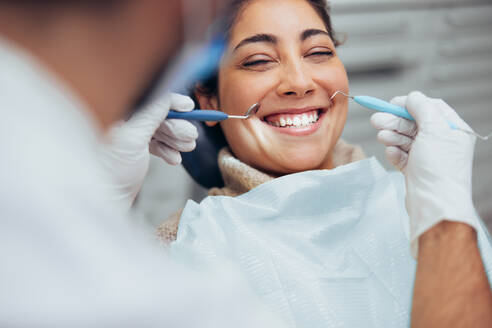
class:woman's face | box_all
[199,0,349,175]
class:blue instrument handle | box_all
[167,110,228,122]
[354,95,458,130]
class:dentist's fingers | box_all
[385,146,408,171]
[149,139,182,165]
[390,95,407,107]
[405,91,449,130]
[158,119,198,142]
[123,97,173,148]
[154,130,197,152]
[371,112,418,138]
[170,93,195,112]
[377,130,414,152]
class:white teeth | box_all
[301,114,309,126]
[266,110,321,128]
[280,117,286,127]
[293,116,301,127]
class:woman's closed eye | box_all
[240,54,277,70]
[239,47,334,70]
[305,47,334,62]
[243,59,272,67]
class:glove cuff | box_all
[407,184,479,258]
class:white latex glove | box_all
[100,93,198,210]
[370,91,478,257]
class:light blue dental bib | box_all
[171,158,492,328]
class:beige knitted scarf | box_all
[157,139,365,242]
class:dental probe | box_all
[167,103,260,121]
[331,91,491,141]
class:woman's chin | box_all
[268,148,333,174]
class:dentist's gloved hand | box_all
[100,93,198,210]
[370,91,479,257]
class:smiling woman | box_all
[158,0,364,245]
[195,0,353,175]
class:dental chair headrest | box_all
[181,121,227,189]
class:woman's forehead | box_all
[229,0,327,45]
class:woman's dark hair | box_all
[0,0,121,6]
[182,0,340,188]
[193,0,339,102]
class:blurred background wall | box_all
[136,0,492,233]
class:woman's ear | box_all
[195,90,220,127]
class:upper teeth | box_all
[267,110,319,128]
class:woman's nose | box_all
[276,61,316,98]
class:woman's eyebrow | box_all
[300,29,330,41]
[233,33,277,52]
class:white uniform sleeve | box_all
[0,174,283,328]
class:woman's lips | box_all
[260,107,328,136]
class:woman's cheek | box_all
[316,71,348,93]
[220,77,265,116]
[310,57,347,83]
[221,121,265,168]
[331,64,349,90]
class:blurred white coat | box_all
[0,39,282,328]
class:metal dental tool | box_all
[167,103,260,121]
[450,129,492,141]
[330,91,491,141]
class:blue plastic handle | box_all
[353,95,457,130]
[167,110,228,122]
[354,95,415,121]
